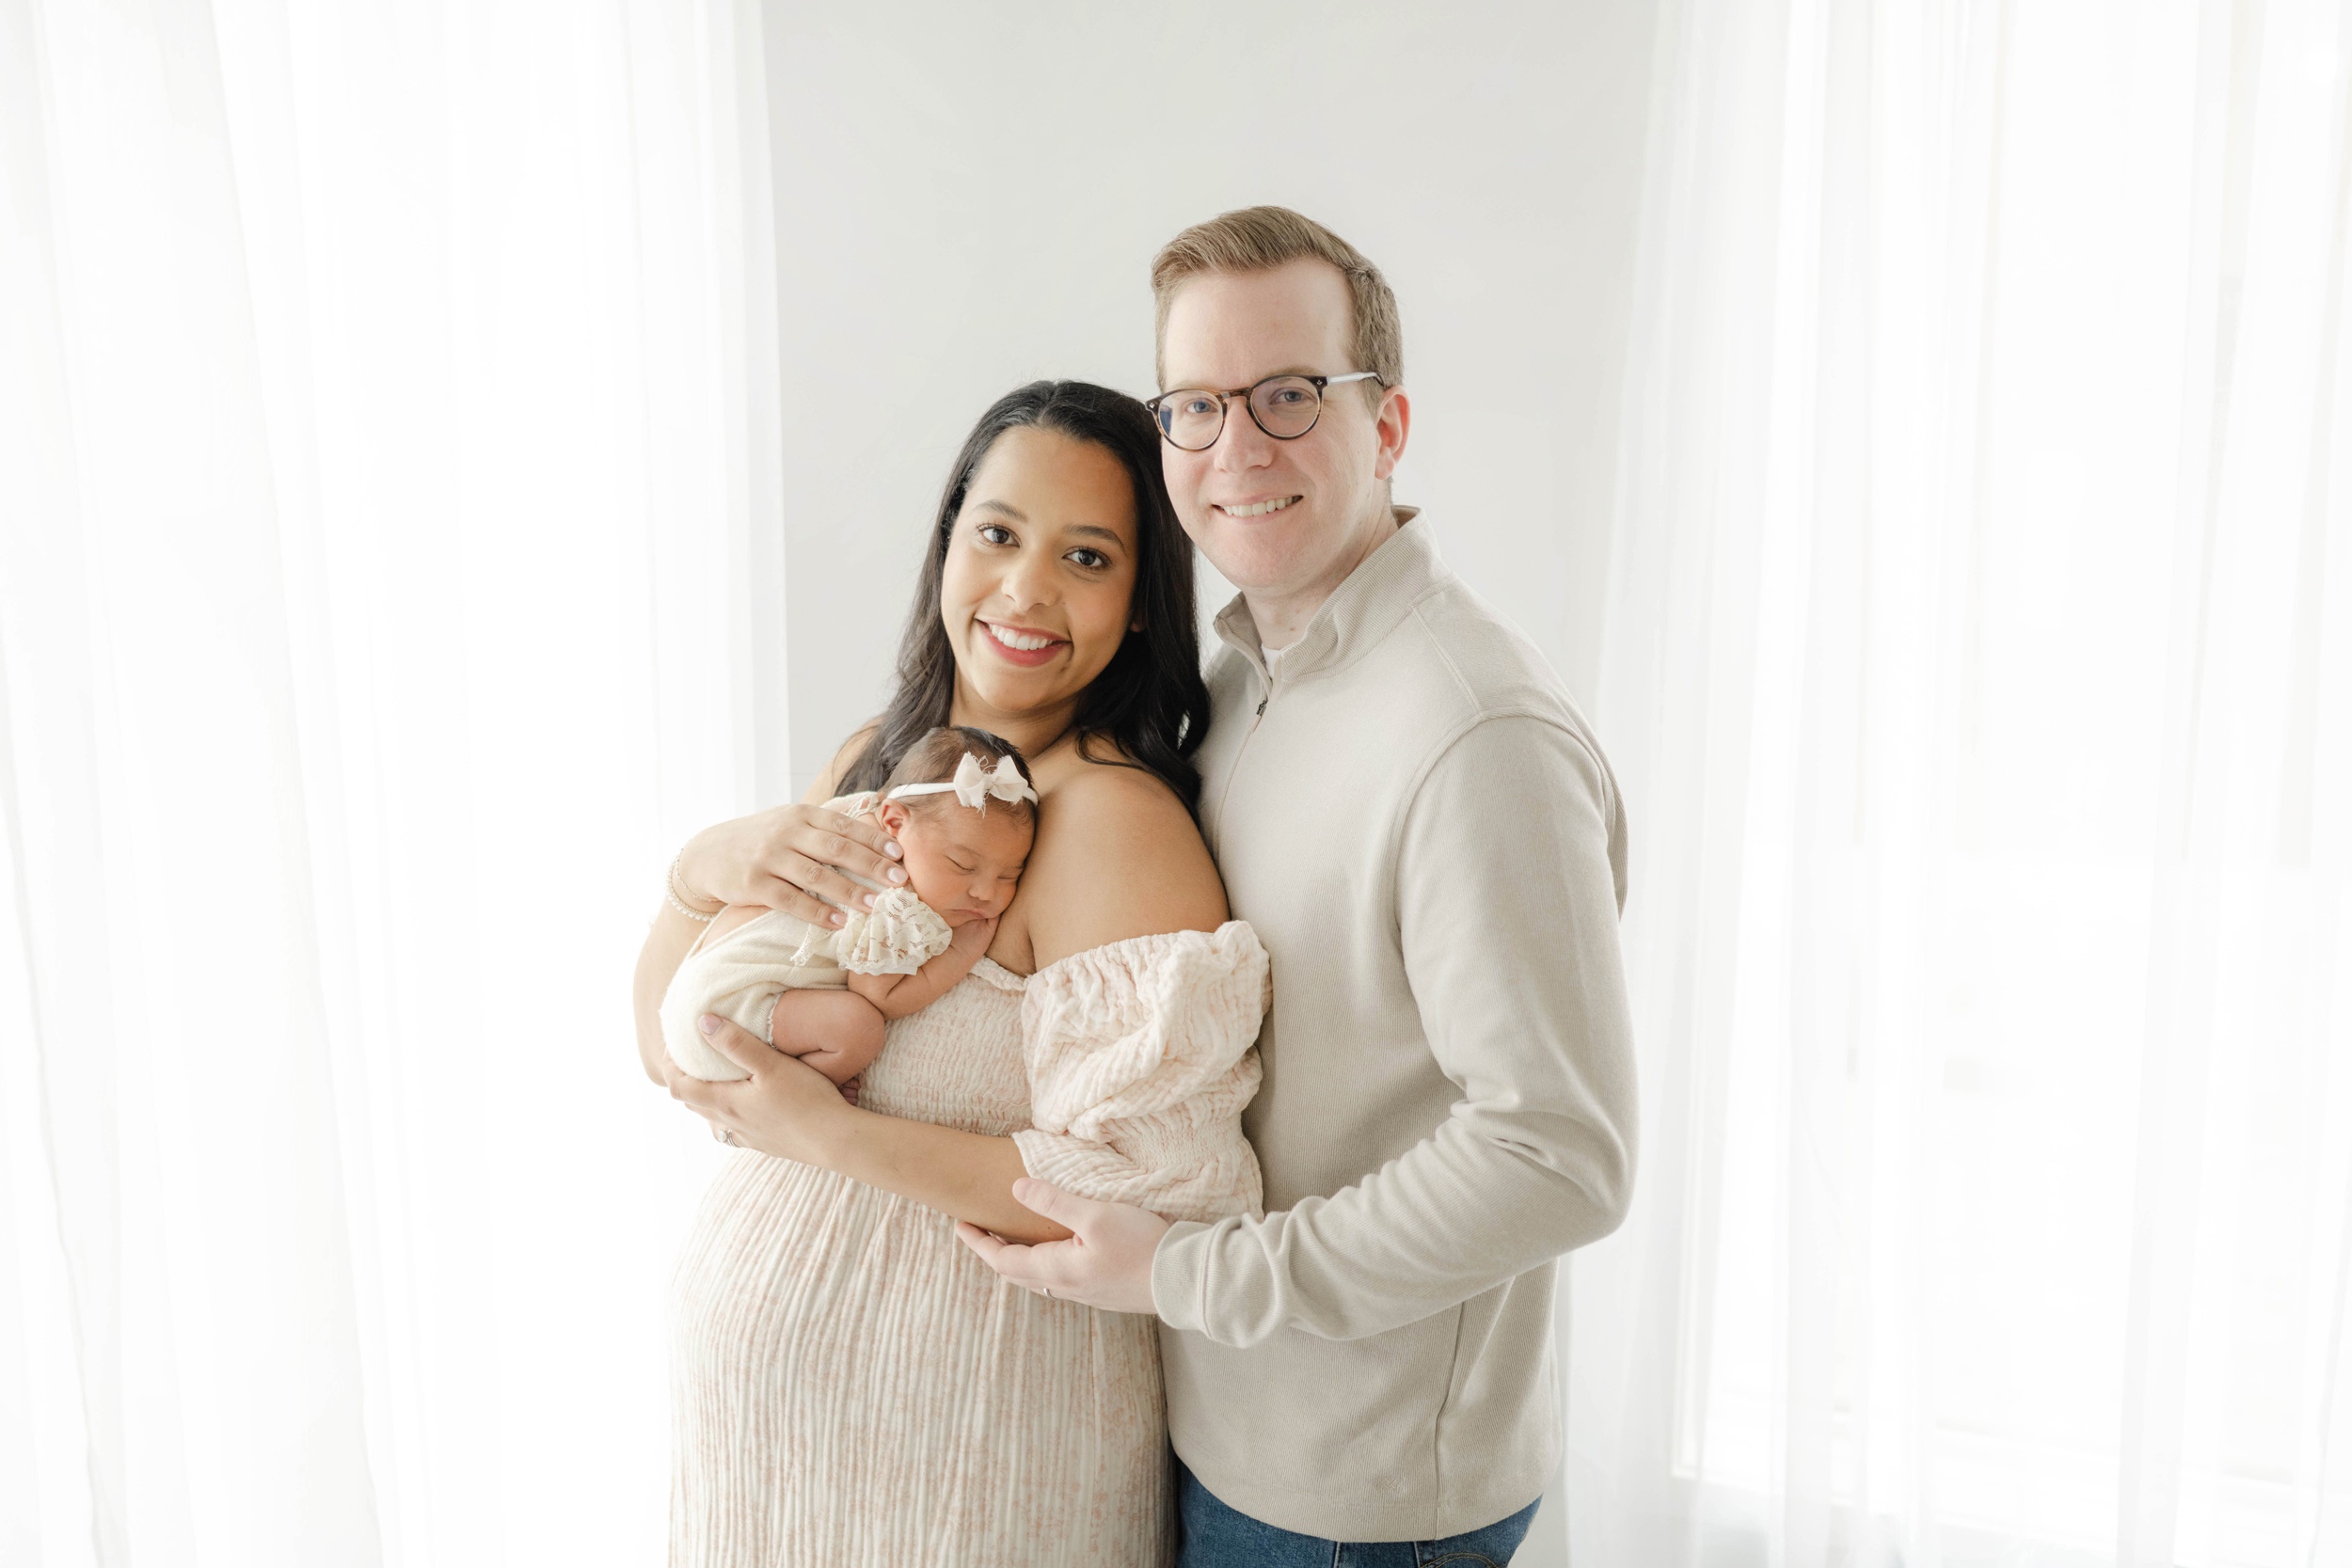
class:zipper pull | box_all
[1256,694,1268,717]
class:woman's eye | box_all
[1067,548,1109,569]
[977,524,1014,546]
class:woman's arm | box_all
[632,725,899,1084]
[666,1020,1072,1243]
[817,1101,1066,1241]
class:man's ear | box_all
[1372,385,1412,482]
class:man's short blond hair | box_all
[1151,206,1403,398]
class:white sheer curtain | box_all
[0,2,781,1563]
[1565,2,2352,1566]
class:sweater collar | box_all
[1213,506,1438,685]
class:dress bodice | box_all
[857,956,1033,1135]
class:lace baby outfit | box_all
[669,922,1268,1566]
[659,790,952,1081]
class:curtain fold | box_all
[0,3,783,1563]
[1567,3,2352,1566]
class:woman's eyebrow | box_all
[973,498,1122,546]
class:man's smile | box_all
[1214,495,1302,518]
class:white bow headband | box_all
[887,752,1038,812]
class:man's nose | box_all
[1212,400,1276,472]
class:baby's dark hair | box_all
[881,726,1037,826]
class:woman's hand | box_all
[663,1014,858,1164]
[675,801,906,928]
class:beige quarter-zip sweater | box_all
[1151,511,1638,1542]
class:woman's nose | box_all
[996,554,1054,612]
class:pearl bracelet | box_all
[666,851,720,922]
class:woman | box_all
[631,381,1263,1565]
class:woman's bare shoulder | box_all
[1023,755,1226,966]
[804,721,882,804]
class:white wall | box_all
[764,0,1659,797]
[760,8,1659,1559]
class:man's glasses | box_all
[1143,371,1385,451]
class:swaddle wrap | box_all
[659,794,957,1081]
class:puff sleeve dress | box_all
[667,921,1268,1567]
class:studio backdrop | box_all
[5,4,2348,1568]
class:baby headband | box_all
[887,752,1039,811]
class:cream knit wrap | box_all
[659,794,955,1081]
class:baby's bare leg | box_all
[766,990,888,1085]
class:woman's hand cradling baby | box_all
[676,801,907,929]
[664,1013,856,1164]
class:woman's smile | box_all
[976,617,1069,667]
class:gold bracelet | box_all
[666,851,720,922]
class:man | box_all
[959,206,1637,1562]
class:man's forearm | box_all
[1153,1112,1631,1347]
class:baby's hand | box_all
[947,915,998,958]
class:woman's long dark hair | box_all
[839,380,1212,814]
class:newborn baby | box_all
[660,725,1036,1086]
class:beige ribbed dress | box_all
[668,923,1267,1567]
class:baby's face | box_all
[881,801,1032,925]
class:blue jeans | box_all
[1175,1459,1539,1567]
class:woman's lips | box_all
[977,618,1066,668]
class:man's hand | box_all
[953,1180,1168,1314]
